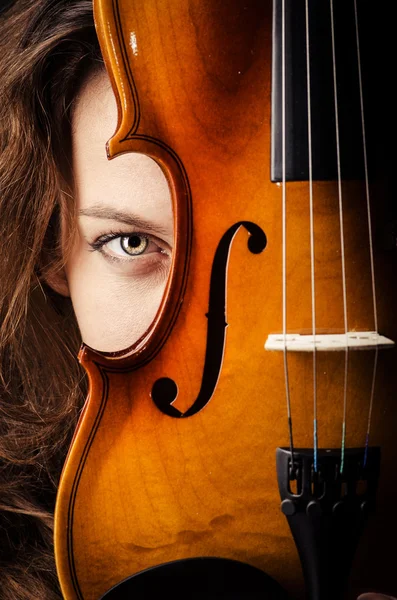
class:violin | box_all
[54,0,397,598]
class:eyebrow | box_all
[78,205,171,236]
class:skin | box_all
[53,68,173,352]
[49,69,396,600]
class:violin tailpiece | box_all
[276,446,380,600]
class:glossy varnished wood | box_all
[54,1,397,599]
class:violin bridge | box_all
[265,331,395,352]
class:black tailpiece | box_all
[276,447,380,600]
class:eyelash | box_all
[88,230,168,260]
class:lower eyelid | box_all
[103,250,163,263]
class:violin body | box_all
[54,1,397,599]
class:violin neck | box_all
[272,0,371,183]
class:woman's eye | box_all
[109,234,150,257]
[90,232,167,260]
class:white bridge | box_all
[265,332,395,352]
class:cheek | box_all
[65,237,169,352]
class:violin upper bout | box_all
[94,0,141,158]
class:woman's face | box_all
[63,69,173,352]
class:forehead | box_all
[71,69,171,218]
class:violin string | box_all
[282,0,295,467]
[330,0,349,474]
[353,0,379,468]
[364,348,378,467]
[305,0,318,472]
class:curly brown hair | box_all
[0,1,103,597]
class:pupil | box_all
[128,235,142,248]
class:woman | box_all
[0,0,395,599]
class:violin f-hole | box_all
[151,221,267,418]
